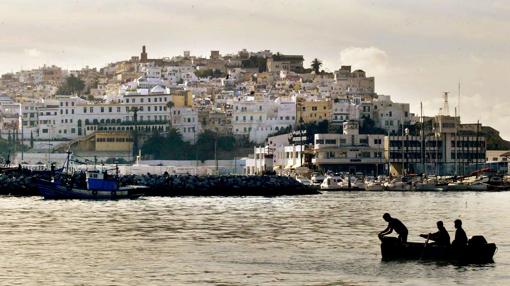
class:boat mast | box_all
[421,102,425,175]
[401,115,404,176]
[455,107,458,176]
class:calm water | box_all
[0,192,509,285]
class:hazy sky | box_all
[1,0,509,138]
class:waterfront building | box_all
[312,121,385,174]
[385,115,486,176]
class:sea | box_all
[0,191,508,285]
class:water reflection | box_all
[0,192,507,285]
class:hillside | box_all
[483,126,510,150]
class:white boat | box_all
[311,172,326,186]
[384,178,412,191]
[415,177,445,191]
[320,175,343,190]
[365,179,384,191]
[447,176,488,191]
[338,176,365,190]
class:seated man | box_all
[420,221,450,246]
[452,219,468,248]
[379,213,408,243]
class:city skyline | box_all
[0,0,509,139]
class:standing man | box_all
[378,213,409,243]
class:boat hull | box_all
[380,237,496,264]
[36,179,144,200]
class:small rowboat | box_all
[380,236,496,264]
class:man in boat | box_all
[420,221,450,246]
[378,213,408,243]
[452,219,468,248]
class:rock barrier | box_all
[0,169,319,197]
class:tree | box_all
[360,116,387,135]
[311,58,322,74]
[141,128,192,160]
[56,75,85,95]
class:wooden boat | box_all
[380,236,496,264]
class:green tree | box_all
[311,58,322,74]
[141,128,192,160]
[57,75,85,95]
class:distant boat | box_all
[380,236,496,264]
[36,152,146,200]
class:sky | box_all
[1,0,509,139]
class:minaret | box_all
[140,45,148,63]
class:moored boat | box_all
[37,174,146,200]
[380,236,496,264]
[36,152,146,200]
[320,174,343,190]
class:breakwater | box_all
[0,170,319,197]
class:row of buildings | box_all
[246,117,486,176]
[0,46,495,174]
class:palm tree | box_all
[166,101,175,127]
[311,58,322,74]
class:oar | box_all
[420,234,430,260]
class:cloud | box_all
[339,47,389,75]
[24,48,42,57]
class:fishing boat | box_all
[380,236,496,264]
[36,152,146,200]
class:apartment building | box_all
[313,121,385,174]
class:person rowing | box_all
[378,213,408,243]
[420,221,450,246]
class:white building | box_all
[331,98,360,126]
[232,95,296,143]
[170,107,200,142]
[372,95,411,134]
[313,121,386,175]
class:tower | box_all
[140,45,148,63]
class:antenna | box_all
[458,81,461,120]
[441,92,450,116]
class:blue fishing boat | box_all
[36,152,146,200]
